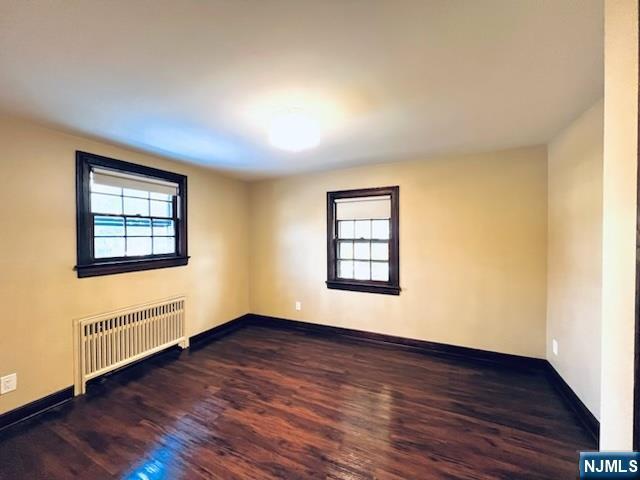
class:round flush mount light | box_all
[268,109,321,152]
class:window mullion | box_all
[334,213,339,279]
[172,195,178,253]
[123,192,128,257]
[91,212,96,261]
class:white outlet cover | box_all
[295,301,302,311]
[552,339,558,356]
[1,373,17,394]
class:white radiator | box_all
[73,296,188,395]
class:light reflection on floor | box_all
[120,396,223,480]
[122,436,183,480]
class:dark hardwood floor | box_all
[0,325,594,479]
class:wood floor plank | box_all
[0,325,594,479]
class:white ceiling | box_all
[0,0,603,178]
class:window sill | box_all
[326,280,400,295]
[75,256,189,278]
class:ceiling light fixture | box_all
[267,108,321,152]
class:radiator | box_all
[73,296,188,395]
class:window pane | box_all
[150,200,172,218]
[338,241,353,259]
[94,216,125,236]
[91,193,122,215]
[354,220,371,239]
[150,192,172,201]
[94,237,125,258]
[91,182,121,195]
[371,219,390,239]
[153,237,176,255]
[126,237,152,256]
[354,261,370,280]
[123,188,149,199]
[371,262,389,281]
[371,242,389,261]
[152,219,175,236]
[338,260,354,279]
[338,220,354,239]
[126,217,152,236]
[123,196,149,216]
[353,242,370,260]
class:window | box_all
[75,151,188,277]
[326,186,400,295]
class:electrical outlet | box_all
[552,339,559,356]
[1,373,17,394]
[295,301,302,311]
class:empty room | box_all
[0,1,638,479]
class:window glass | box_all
[153,237,175,255]
[371,262,390,281]
[90,187,176,259]
[338,220,355,239]
[123,196,149,216]
[94,216,125,236]
[371,243,389,261]
[91,193,122,215]
[126,237,152,256]
[371,220,390,239]
[354,261,370,280]
[354,220,371,239]
[353,242,370,260]
[152,219,175,236]
[150,200,172,218]
[95,237,125,258]
[339,241,353,259]
[338,260,354,279]
[126,217,152,236]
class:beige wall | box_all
[600,0,638,450]
[249,147,548,357]
[0,116,250,414]
[547,99,604,420]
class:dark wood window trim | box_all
[326,186,400,295]
[75,151,189,278]
[634,6,640,451]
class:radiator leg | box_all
[179,338,190,349]
[74,379,86,396]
